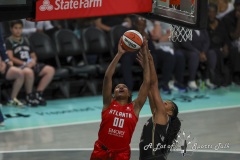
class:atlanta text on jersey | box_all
[109,109,133,118]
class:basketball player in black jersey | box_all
[137,49,181,160]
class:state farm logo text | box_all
[39,0,102,11]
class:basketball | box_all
[121,30,143,52]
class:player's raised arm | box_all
[136,49,165,116]
[148,51,167,116]
[133,38,150,117]
[102,38,126,111]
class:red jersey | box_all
[98,100,138,150]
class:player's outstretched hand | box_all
[137,38,153,68]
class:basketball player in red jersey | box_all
[90,37,150,160]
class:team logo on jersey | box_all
[126,106,131,111]
[160,134,165,142]
[39,0,53,11]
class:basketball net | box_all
[169,25,192,42]
[168,0,195,42]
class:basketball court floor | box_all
[0,84,240,160]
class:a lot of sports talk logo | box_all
[39,0,102,11]
[144,130,230,158]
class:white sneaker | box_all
[188,81,199,91]
[7,98,24,108]
[205,79,216,89]
[169,80,178,91]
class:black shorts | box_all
[0,64,11,80]
[32,63,46,77]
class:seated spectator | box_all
[21,19,59,38]
[21,19,37,37]
[174,29,217,91]
[221,0,240,85]
[207,3,232,86]
[6,20,55,106]
[146,20,171,43]
[0,27,24,107]
[36,21,60,38]
[216,0,234,19]
[121,16,186,94]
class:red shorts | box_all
[90,140,131,160]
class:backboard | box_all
[141,0,208,29]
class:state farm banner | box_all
[35,0,152,21]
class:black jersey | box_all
[139,117,169,160]
[5,36,33,65]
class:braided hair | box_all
[162,101,181,156]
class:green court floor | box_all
[1,84,240,132]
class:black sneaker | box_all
[174,82,188,93]
[35,92,47,106]
[26,93,38,107]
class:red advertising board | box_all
[35,0,152,21]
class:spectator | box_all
[146,20,171,43]
[0,27,24,107]
[6,20,55,106]
[221,0,240,85]
[216,0,234,19]
[21,19,37,37]
[174,29,217,91]
[207,3,232,86]
[21,19,59,38]
[36,21,60,38]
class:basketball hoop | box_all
[167,0,195,42]
[169,25,192,42]
[145,0,208,41]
